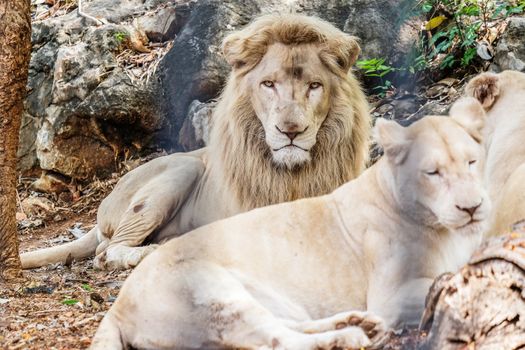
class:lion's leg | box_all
[94,156,205,270]
[94,244,159,270]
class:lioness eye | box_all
[469,160,477,166]
[261,80,274,88]
[426,170,439,176]
[309,82,322,90]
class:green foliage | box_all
[356,58,397,96]
[61,298,79,305]
[113,31,128,43]
[357,58,395,78]
[356,1,525,97]
[420,0,524,69]
[81,283,93,292]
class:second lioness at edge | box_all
[465,70,525,237]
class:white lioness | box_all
[20,15,371,270]
[91,98,490,350]
[466,70,525,236]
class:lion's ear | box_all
[222,33,246,69]
[221,32,263,71]
[374,118,410,164]
[465,72,500,109]
[320,35,361,73]
[449,97,487,143]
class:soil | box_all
[0,188,131,350]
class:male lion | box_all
[90,98,490,350]
[466,70,525,236]
[21,15,370,270]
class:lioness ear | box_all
[320,35,361,73]
[374,118,410,164]
[449,97,487,143]
[465,72,500,110]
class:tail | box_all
[21,226,99,269]
[90,313,124,350]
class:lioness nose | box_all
[456,202,482,216]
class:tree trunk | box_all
[0,0,31,281]
[420,222,525,350]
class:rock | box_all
[21,197,55,217]
[31,171,71,194]
[160,0,260,137]
[137,2,193,42]
[21,0,181,179]
[178,100,215,151]
[297,0,418,60]
[492,17,525,72]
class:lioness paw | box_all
[315,327,371,350]
[341,312,387,342]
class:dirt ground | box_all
[0,184,132,349]
[0,172,426,350]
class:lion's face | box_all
[376,98,491,235]
[241,43,333,168]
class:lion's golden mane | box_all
[208,15,371,209]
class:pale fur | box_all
[90,101,490,350]
[20,14,371,270]
[466,70,525,236]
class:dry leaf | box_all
[426,16,447,31]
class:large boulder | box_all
[21,0,193,179]
[492,17,525,72]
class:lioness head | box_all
[375,98,491,234]
[221,15,361,169]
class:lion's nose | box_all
[284,131,299,140]
[456,201,482,217]
[276,124,308,141]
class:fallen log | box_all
[420,222,525,350]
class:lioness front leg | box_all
[188,268,379,350]
[204,301,377,350]
[368,276,434,328]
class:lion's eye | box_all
[261,80,274,88]
[469,160,477,166]
[425,170,440,176]
[309,82,322,90]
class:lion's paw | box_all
[93,244,159,270]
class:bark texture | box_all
[0,0,31,281]
[420,226,525,350]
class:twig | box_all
[29,309,66,316]
[16,190,25,216]
[71,312,105,327]
[77,0,104,26]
